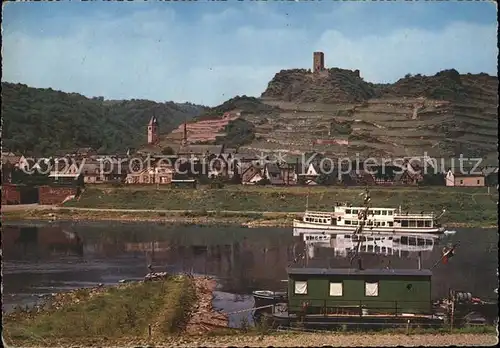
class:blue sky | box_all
[2,0,498,106]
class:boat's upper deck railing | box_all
[304,211,334,217]
[394,212,435,218]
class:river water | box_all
[2,220,498,327]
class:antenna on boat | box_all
[435,209,446,220]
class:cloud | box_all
[2,4,497,106]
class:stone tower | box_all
[147,116,159,144]
[313,51,325,73]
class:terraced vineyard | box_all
[158,68,497,160]
[241,69,498,159]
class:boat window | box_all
[368,245,374,252]
[375,246,380,253]
[329,282,343,297]
[374,210,381,215]
[365,281,379,297]
[382,247,386,253]
[346,209,351,214]
[352,209,358,214]
[382,211,387,216]
[426,239,432,245]
[409,220,416,227]
[417,238,425,246]
[368,209,373,215]
[417,220,424,227]
[401,236,408,244]
[367,220,373,226]
[294,280,308,295]
[353,221,358,225]
[345,220,351,225]
[375,222,380,226]
[402,220,409,227]
[409,238,416,246]
[388,211,393,215]
[387,222,394,227]
[424,220,431,227]
[382,222,386,226]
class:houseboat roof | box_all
[286,268,432,277]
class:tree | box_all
[161,146,175,155]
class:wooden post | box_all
[450,297,455,332]
[148,324,152,338]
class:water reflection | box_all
[1,221,498,322]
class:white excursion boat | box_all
[293,201,446,235]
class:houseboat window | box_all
[367,220,373,226]
[346,209,351,214]
[426,239,432,246]
[352,209,358,214]
[365,281,379,297]
[381,246,386,253]
[417,220,424,227]
[424,220,431,227]
[374,210,381,215]
[294,281,307,295]
[409,220,416,227]
[345,221,351,225]
[353,221,358,225]
[417,238,425,246]
[388,211,393,215]
[329,282,343,297]
[368,245,374,252]
[381,211,387,216]
[375,246,380,253]
[381,222,386,226]
[401,220,409,227]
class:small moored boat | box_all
[252,290,287,308]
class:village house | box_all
[445,170,485,187]
[125,159,173,185]
[263,162,285,185]
[241,162,264,185]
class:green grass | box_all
[3,276,195,346]
[63,186,498,226]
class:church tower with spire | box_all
[147,116,159,144]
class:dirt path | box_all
[158,333,498,347]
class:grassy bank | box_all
[59,185,498,227]
[3,276,196,346]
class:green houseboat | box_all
[268,267,444,329]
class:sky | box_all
[2,0,498,106]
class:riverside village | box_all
[1,2,499,347]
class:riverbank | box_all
[3,199,499,229]
[2,205,497,228]
[2,274,229,347]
